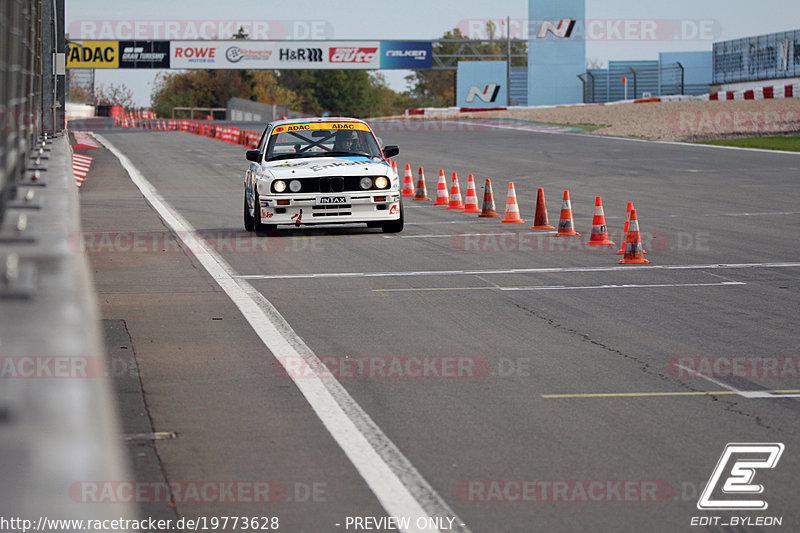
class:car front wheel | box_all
[244,192,255,231]
[253,191,276,232]
[381,201,404,233]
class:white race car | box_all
[243,117,403,233]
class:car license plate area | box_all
[317,196,349,205]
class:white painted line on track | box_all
[542,389,800,399]
[372,281,746,293]
[237,262,800,281]
[95,134,469,533]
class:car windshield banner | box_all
[271,122,372,134]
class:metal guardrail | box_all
[1,0,135,524]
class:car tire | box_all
[381,201,404,233]
[244,192,255,231]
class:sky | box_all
[65,0,800,107]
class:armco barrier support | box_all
[0,133,135,522]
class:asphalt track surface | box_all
[78,118,800,532]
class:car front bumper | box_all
[257,193,401,225]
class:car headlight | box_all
[273,180,287,193]
[374,176,389,189]
[359,177,373,190]
[289,180,302,192]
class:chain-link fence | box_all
[714,29,800,85]
[579,62,709,104]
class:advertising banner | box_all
[380,41,433,69]
[457,61,508,107]
[67,40,436,70]
[118,41,170,69]
[66,40,119,68]
[170,41,383,69]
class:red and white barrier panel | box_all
[112,112,265,150]
[710,83,799,101]
[73,153,94,188]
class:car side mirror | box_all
[383,145,399,158]
[246,149,261,162]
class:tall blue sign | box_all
[528,0,586,105]
[457,61,508,107]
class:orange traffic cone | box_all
[433,169,449,206]
[501,182,525,223]
[447,172,465,210]
[462,174,482,213]
[413,166,431,201]
[585,196,615,245]
[478,178,501,218]
[390,160,398,180]
[616,202,647,255]
[618,209,650,264]
[554,190,580,236]
[401,163,415,197]
[531,188,554,230]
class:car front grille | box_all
[311,204,352,217]
[272,176,386,194]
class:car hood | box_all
[261,156,393,179]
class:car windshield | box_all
[265,123,383,161]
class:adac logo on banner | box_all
[66,40,119,68]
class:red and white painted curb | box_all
[72,131,100,150]
[73,153,94,188]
